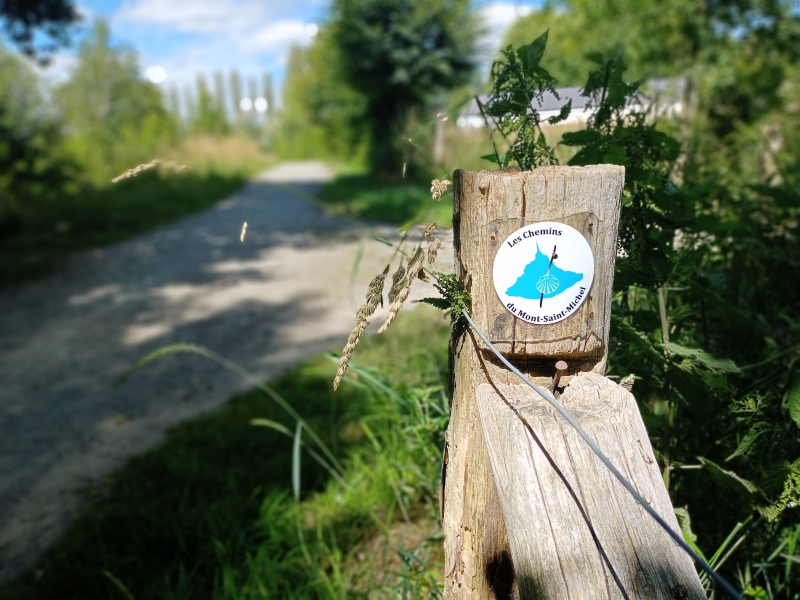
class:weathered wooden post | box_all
[442,165,705,598]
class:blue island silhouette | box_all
[506,243,584,300]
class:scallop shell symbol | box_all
[536,273,560,294]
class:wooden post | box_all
[442,166,705,598]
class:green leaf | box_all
[374,236,393,246]
[674,507,698,543]
[418,297,451,311]
[611,314,663,362]
[674,508,709,564]
[699,457,769,508]
[760,460,792,496]
[787,385,800,426]
[561,129,602,146]
[480,153,505,164]
[516,29,549,75]
[548,100,572,124]
[603,145,628,166]
[728,425,768,459]
[663,343,740,373]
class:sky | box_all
[35,0,543,99]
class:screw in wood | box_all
[490,233,496,240]
[552,360,568,391]
[588,219,594,227]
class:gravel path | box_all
[0,162,451,583]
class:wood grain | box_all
[477,374,705,599]
[443,166,702,598]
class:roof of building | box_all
[460,87,588,118]
[459,78,685,119]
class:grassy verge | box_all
[318,169,453,227]
[3,306,450,599]
[0,135,271,288]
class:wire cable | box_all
[462,310,743,600]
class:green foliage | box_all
[421,272,471,326]
[318,170,451,226]
[0,168,257,287]
[331,0,478,177]
[55,20,177,185]
[190,74,228,136]
[0,22,271,288]
[483,31,564,170]
[275,31,367,161]
[0,43,67,234]
[488,11,800,589]
[500,9,591,87]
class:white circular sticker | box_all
[493,221,594,325]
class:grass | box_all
[3,306,451,599]
[318,168,453,228]
[0,135,271,288]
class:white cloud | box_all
[112,0,322,94]
[116,0,273,33]
[242,20,311,53]
[478,3,524,48]
[475,3,532,70]
[115,0,319,59]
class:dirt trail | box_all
[0,162,451,583]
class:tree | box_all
[55,20,175,184]
[0,42,65,231]
[276,31,367,160]
[0,0,79,61]
[192,73,228,135]
[331,0,478,177]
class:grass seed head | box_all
[333,266,388,390]
[430,179,451,201]
[378,247,425,334]
[388,264,406,304]
[422,222,437,240]
[112,159,189,184]
[428,237,442,264]
[333,319,368,390]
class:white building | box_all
[456,79,684,129]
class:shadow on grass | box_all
[0,171,253,288]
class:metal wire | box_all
[463,310,743,600]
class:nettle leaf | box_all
[674,507,696,541]
[760,460,792,496]
[517,29,548,75]
[787,385,800,426]
[663,343,740,373]
[699,457,770,508]
[728,424,769,459]
[561,129,602,146]
[611,314,663,362]
[603,145,628,166]
[674,507,705,558]
[548,100,572,124]
[418,297,450,311]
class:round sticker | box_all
[493,221,594,325]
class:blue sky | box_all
[39,0,542,97]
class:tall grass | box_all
[0,134,271,288]
[3,307,450,599]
